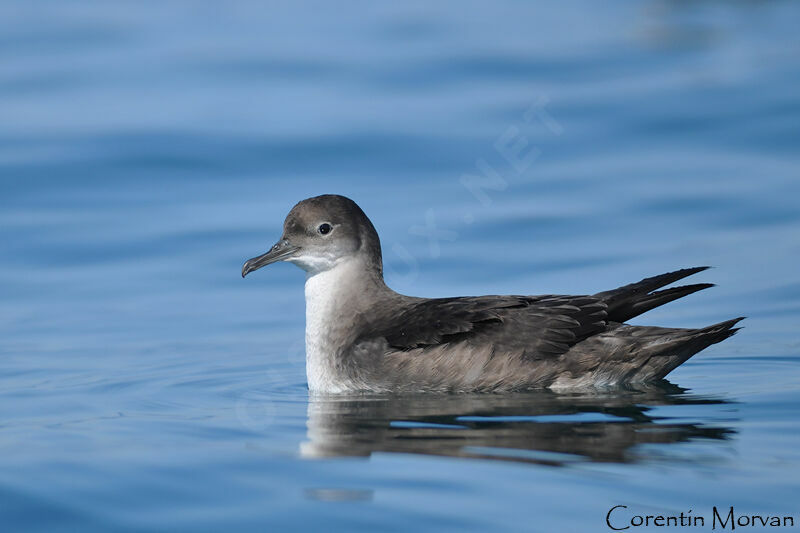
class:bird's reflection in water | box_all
[301,381,735,466]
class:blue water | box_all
[2,1,800,531]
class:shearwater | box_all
[242,194,743,394]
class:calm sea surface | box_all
[2,2,799,531]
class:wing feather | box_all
[362,294,609,359]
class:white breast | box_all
[303,258,361,393]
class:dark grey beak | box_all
[242,239,300,278]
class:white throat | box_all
[302,257,364,393]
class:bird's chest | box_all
[303,270,356,393]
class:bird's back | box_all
[342,267,742,392]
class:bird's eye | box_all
[318,223,333,235]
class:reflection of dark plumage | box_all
[301,384,735,466]
[242,195,743,393]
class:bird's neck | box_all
[303,256,391,393]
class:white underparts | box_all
[302,257,362,393]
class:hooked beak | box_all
[242,239,300,278]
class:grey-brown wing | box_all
[361,295,609,359]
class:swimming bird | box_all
[242,194,742,394]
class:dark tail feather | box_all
[606,283,715,323]
[636,317,746,381]
[595,266,712,322]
